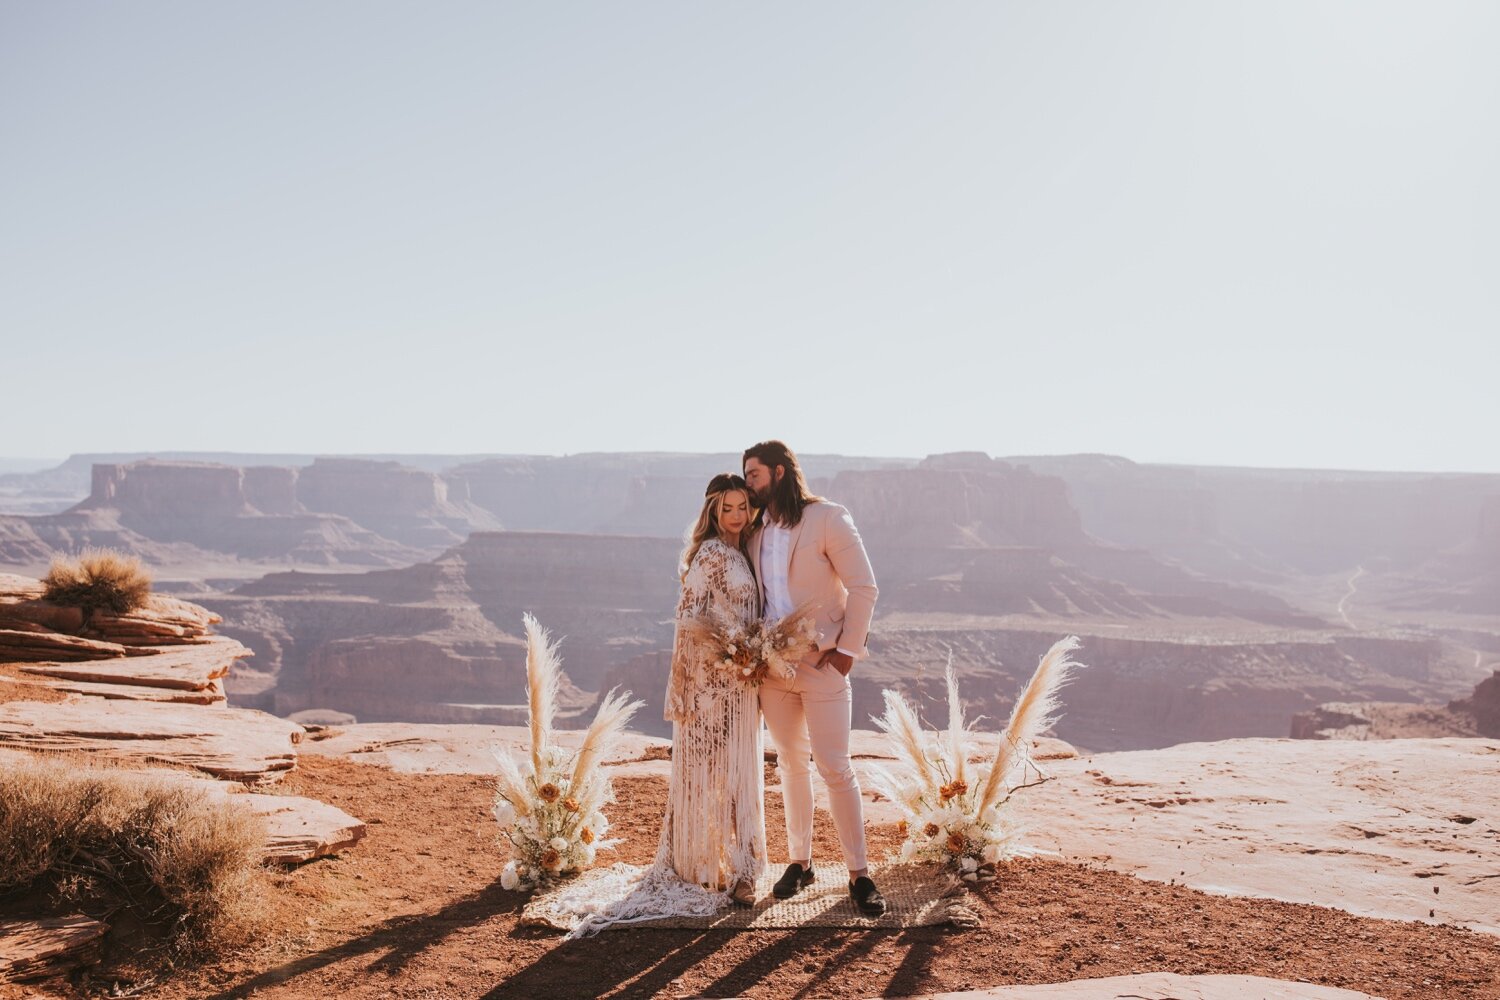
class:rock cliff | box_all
[1,458,505,568]
[1290,668,1500,739]
[208,531,674,723]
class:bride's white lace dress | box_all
[547,538,766,937]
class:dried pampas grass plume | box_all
[523,613,562,778]
[975,635,1082,816]
[872,686,938,790]
[570,687,643,798]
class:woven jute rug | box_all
[521,862,981,933]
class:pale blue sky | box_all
[3,2,1497,471]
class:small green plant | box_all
[42,547,153,617]
[0,756,268,953]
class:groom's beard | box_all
[750,485,774,510]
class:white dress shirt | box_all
[761,518,794,622]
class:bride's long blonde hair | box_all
[680,473,753,581]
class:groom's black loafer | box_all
[773,863,814,899]
[849,876,887,916]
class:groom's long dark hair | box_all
[743,440,822,528]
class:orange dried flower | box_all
[946,832,966,854]
[897,819,908,837]
[923,822,941,838]
[580,827,595,844]
[939,780,968,801]
[538,782,561,803]
[563,797,580,812]
[540,848,562,870]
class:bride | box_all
[558,473,766,935]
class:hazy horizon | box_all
[4,2,1497,472]
[4,446,1500,479]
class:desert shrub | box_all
[0,755,268,952]
[42,547,153,617]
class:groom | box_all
[743,440,886,916]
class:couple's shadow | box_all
[197,873,944,999]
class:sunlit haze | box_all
[3,1,1497,471]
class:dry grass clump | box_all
[0,755,268,953]
[42,547,153,617]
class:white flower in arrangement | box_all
[549,836,569,853]
[500,860,521,890]
[982,842,1003,865]
[583,844,597,865]
[901,840,919,860]
[960,856,979,873]
[492,799,516,827]
[591,813,609,836]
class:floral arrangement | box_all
[493,614,642,892]
[868,636,1082,882]
[682,605,818,688]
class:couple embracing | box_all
[567,440,883,936]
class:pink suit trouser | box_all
[759,656,867,872]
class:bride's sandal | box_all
[730,879,756,907]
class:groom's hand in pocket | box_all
[817,649,854,676]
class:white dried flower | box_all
[960,856,978,872]
[500,861,520,890]
[982,842,1003,864]
[549,836,569,852]
[900,841,919,860]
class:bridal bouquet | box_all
[868,637,1082,880]
[684,606,819,688]
[493,615,643,893]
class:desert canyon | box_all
[2,450,1497,998]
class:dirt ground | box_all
[7,755,1500,1000]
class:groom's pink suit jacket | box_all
[747,500,879,660]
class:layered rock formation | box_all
[1,457,503,569]
[1291,668,1500,739]
[445,451,914,537]
[0,916,108,985]
[0,575,365,846]
[1009,455,1500,576]
[208,531,664,722]
[208,502,1475,749]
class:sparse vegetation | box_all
[42,547,153,617]
[0,755,268,953]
